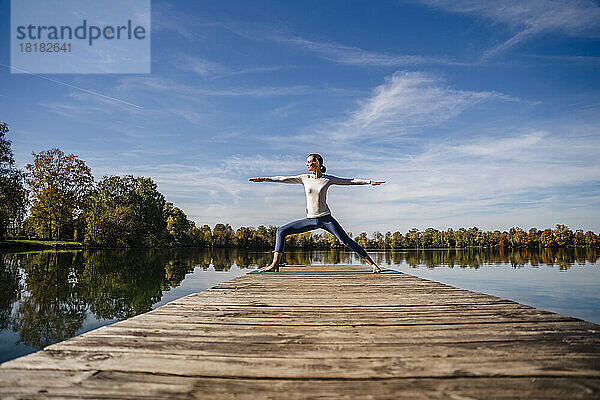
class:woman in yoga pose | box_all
[249,154,385,273]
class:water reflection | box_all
[285,247,599,270]
[14,252,86,348]
[375,247,599,270]
[0,247,598,361]
[0,255,22,332]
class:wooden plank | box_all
[169,297,524,307]
[1,369,599,400]
[122,313,576,326]
[149,305,554,317]
[3,349,600,378]
[48,336,600,360]
[79,321,600,345]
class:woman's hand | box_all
[249,178,266,182]
[370,180,385,185]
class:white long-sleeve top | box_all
[264,174,370,218]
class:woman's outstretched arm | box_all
[327,176,385,186]
[249,175,303,184]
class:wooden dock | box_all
[1,264,599,399]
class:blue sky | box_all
[1,0,600,234]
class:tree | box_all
[26,149,93,240]
[442,228,455,248]
[421,228,441,248]
[507,227,526,248]
[455,228,468,248]
[85,175,167,247]
[585,231,598,248]
[198,224,213,247]
[165,203,194,245]
[355,232,369,249]
[326,233,340,249]
[527,228,539,248]
[384,232,392,249]
[540,229,556,248]
[405,228,420,248]
[391,231,403,249]
[0,123,28,239]
[235,226,253,248]
[553,224,573,248]
[573,229,585,246]
[467,227,482,247]
[297,232,313,248]
[212,223,235,247]
[372,231,384,248]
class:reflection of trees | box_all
[232,249,259,269]
[0,253,22,331]
[388,247,598,269]
[555,248,573,271]
[285,251,315,266]
[164,259,194,288]
[80,249,172,320]
[266,247,593,269]
[324,249,341,265]
[14,251,86,348]
[212,248,235,271]
[190,248,213,270]
[11,248,219,351]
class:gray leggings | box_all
[274,214,368,258]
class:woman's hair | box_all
[308,153,326,173]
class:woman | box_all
[249,153,385,273]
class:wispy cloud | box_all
[168,108,207,125]
[453,131,547,157]
[271,35,464,67]
[209,130,248,143]
[42,91,145,118]
[323,71,514,141]
[270,102,301,118]
[177,56,226,78]
[117,76,355,97]
[176,54,282,78]
[416,0,600,60]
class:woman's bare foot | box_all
[362,255,381,273]
[258,263,279,272]
[258,252,283,272]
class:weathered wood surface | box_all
[1,264,599,399]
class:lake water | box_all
[1,247,598,363]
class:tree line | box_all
[1,122,599,248]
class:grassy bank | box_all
[0,239,84,250]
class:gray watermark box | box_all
[11,0,151,74]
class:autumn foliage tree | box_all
[164,202,196,245]
[553,224,573,247]
[540,229,557,248]
[26,149,93,240]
